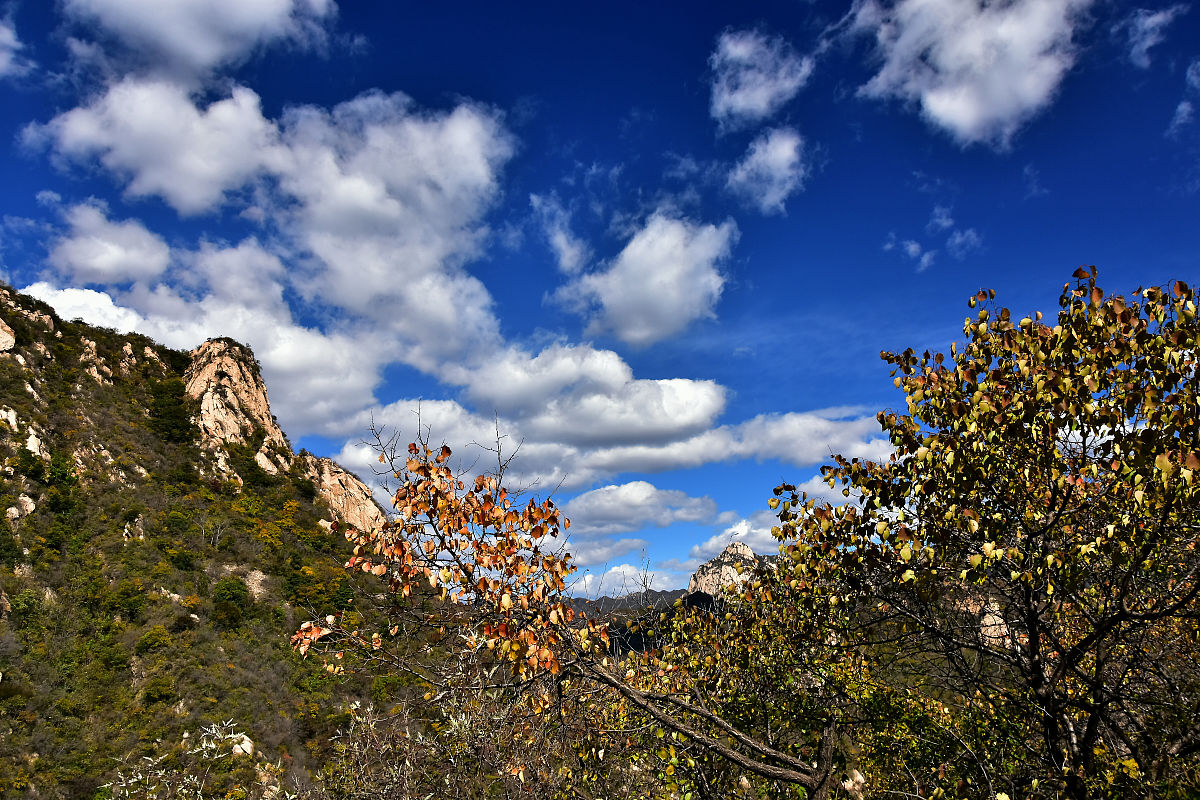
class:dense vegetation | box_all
[0,288,407,798]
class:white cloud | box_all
[31,78,280,215]
[63,0,335,77]
[688,509,781,562]
[1116,5,1187,69]
[557,210,737,347]
[572,562,682,595]
[337,398,889,497]
[190,238,286,310]
[33,82,515,372]
[947,227,983,259]
[927,204,954,231]
[48,202,171,284]
[462,343,727,447]
[26,233,387,438]
[709,29,813,130]
[726,127,808,215]
[894,237,936,271]
[568,539,651,568]
[855,0,1093,147]
[1023,164,1049,198]
[1188,59,1200,91]
[564,481,719,536]
[0,17,34,78]
[530,194,588,274]
[274,91,514,368]
[1168,99,1194,136]
[21,282,147,331]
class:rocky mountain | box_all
[0,284,397,798]
[181,337,385,533]
[687,540,761,595]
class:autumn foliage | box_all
[296,269,1200,799]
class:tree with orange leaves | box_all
[298,270,1200,799]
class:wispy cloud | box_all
[947,227,983,259]
[530,193,588,274]
[1114,5,1188,69]
[709,29,813,131]
[0,15,34,78]
[726,127,808,215]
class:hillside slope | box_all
[0,284,393,798]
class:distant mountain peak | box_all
[687,540,760,595]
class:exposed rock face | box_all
[300,453,387,533]
[0,317,14,352]
[184,339,293,475]
[79,337,113,385]
[687,541,759,595]
[1,286,53,331]
[183,337,386,532]
[6,494,37,522]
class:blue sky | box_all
[1,0,1198,591]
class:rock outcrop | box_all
[183,337,386,532]
[184,339,293,475]
[687,541,760,595]
[0,317,14,352]
[299,453,387,534]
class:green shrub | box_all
[148,378,195,443]
[135,625,171,655]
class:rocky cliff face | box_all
[687,540,760,595]
[183,337,386,532]
[298,453,387,534]
[184,339,293,477]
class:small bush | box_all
[135,625,171,655]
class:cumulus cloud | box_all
[48,202,171,284]
[1115,5,1188,69]
[333,398,889,498]
[63,0,335,77]
[26,233,386,437]
[854,0,1093,147]
[530,194,588,274]
[0,17,34,77]
[462,344,727,447]
[32,82,515,372]
[22,282,147,331]
[556,211,737,347]
[274,91,514,367]
[30,79,280,215]
[709,29,813,130]
[726,127,808,215]
[564,481,719,537]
